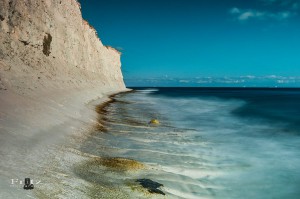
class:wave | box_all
[80,88,300,199]
[135,88,159,93]
[161,165,224,179]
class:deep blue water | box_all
[84,87,300,198]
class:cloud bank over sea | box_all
[125,75,300,87]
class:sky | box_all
[79,0,300,87]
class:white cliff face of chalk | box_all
[0,1,127,198]
[0,0,125,94]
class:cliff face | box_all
[0,2,127,197]
[0,0,125,93]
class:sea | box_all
[79,87,300,199]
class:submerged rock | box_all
[136,179,165,195]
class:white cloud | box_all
[265,75,279,78]
[229,7,295,21]
[196,80,212,84]
[230,0,299,22]
[240,75,257,79]
[179,80,190,83]
[277,79,296,83]
[230,7,241,14]
[238,11,263,21]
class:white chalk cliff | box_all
[0,1,128,198]
[0,0,125,92]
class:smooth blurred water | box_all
[82,88,300,198]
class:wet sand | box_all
[72,91,167,199]
[0,88,130,198]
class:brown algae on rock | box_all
[149,119,160,125]
[73,156,145,198]
[73,157,145,184]
[95,157,145,171]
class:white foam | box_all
[136,89,159,93]
[161,165,224,179]
[165,187,212,199]
[123,148,201,159]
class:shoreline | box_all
[95,90,135,132]
[0,87,129,198]
[73,89,166,199]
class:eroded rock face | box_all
[42,33,52,56]
[0,0,125,94]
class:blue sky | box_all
[79,0,300,87]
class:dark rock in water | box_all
[136,178,165,195]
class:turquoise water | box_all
[81,88,300,198]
